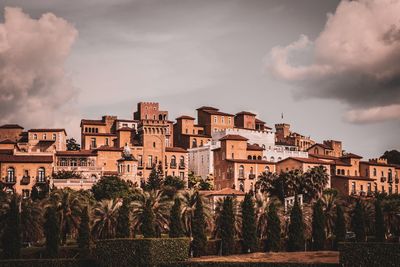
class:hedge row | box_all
[94,238,190,267]
[0,259,97,267]
[161,263,339,267]
[339,242,400,267]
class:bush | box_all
[94,238,190,267]
[0,259,97,267]
[339,242,400,267]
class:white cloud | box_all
[268,0,400,123]
[345,104,400,124]
[0,7,78,133]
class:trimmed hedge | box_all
[0,259,97,267]
[339,242,400,267]
[162,263,338,267]
[94,238,190,267]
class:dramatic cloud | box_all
[268,0,400,123]
[0,7,78,129]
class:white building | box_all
[188,127,308,179]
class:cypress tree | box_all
[169,198,184,238]
[287,198,305,252]
[241,193,257,253]
[333,205,346,250]
[221,197,235,255]
[2,194,21,259]
[44,206,60,258]
[77,206,90,256]
[352,200,366,242]
[116,198,131,238]
[266,202,281,252]
[312,200,326,250]
[146,168,163,191]
[141,199,156,238]
[374,199,385,242]
[192,192,207,257]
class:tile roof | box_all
[0,139,16,144]
[196,106,219,111]
[332,175,375,181]
[0,124,24,129]
[176,115,195,120]
[93,146,123,152]
[280,157,333,165]
[309,154,339,160]
[83,133,116,136]
[181,133,211,138]
[308,143,332,150]
[236,111,256,116]
[0,154,53,163]
[165,147,188,153]
[203,109,234,116]
[341,153,363,159]
[360,161,397,168]
[117,127,132,131]
[219,134,248,141]
[226,159,275,164]
[56,150,95,157]
[247,143,264,151]
[255,118,265,124]
[80,119,106,126]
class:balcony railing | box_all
[3,178,16,185]
[170,163,177,169]
[138,164,144,169]
[54,166,102,172]
[179,164,185,169]
[36,176,47,184]
[395,178,399,184]
[238,174,245,180]
[381,177,386,183]
[249,174,256,179]
[20,176,31,185]
[146,164,156,170]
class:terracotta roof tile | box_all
[80,119,106,126]
[341,153,363,159]
[236,111,256,116]
[226,159,275,164]
[0,124,24,129]
[165,147,188,153]
[56,150,95,157]
[247,143,264,151]
[219,134,248,141]
[176,115,195,120]
[0,139,16,144]
[28,128,66,134]
[0,154,53,163]
[117,127,132,131]
[332,175,375,181]
[279,157,332,165]
[196,106,219,111]
[94,146,123,152]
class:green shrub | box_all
[339,242,400,267]
[94,238,190,267]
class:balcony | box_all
[249,174,256,179]
[381,177,386,183]
[395,178,399,184]
[367,191,373,197]
[179,164,185,169]
[36,177,47,184]
[146,164,155,170]
[359,191,366,197]
[170,163,177,169]
[238,175,245,180]
[138,164,144,169]
[3,178,16,185]
[20,176,31,185]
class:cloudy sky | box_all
[0,0,399,158]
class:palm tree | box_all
[382,198,400,237]
[131,190,171,237]
[302,166,329,202]
[254,193,283,239]
[320,189,339,237]
[49,189,84,243]
[255,172,278,195]
[91,199,122,239]
[21,199,44,243]
[179,189,211,237]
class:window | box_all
[382,185,385,193]
[171,156,176,166]
[91,138,97,148]
[231,153,234,159]
[214,116,217,123]
[33,134,37,140]
[138,155,143,166]
[105,138,109,146]
[7,167,15,182]
[23,170,29,177]
[185,129,188,134]
[192,138,197,148]
[367,183,371,193]
[179,156,185,167]
[373,168,377,176]
[200,140,203,146]
[153,142,156,148]
[351,182,356,194]
[38,167,46,182]
[247,155,252,160]
[239,165,244,179]
[180,172,184,179]
[337,169,341,175]
[52,133,57,140]
[265,166,270,173]
[43,133,47,140]
[389,169,393,180]
[148,155,153,167]
[71,159,77,166]
[221,116,224,124]
[270,156,275,162]
[250,167,254,174]
[389,184,393,194]
[22,190,30,199]
[127,164,130,173]
[228,117,231,124]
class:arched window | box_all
[179,156,185,167]
[337,169,341,175]
[200,140,204,147]
[252,155,256,160]
[265,166,270,173]
[159,114,163,120]
[373,168,377,176]
[171,156,176,166]
[341,169,345,175]
[270,156,275,162]
[71,159,77,167]
[7,167,15,182]
[247,155,252,160]
[239,165,244,179]
[239,181,244,192]
[250,167,254,174]
[257,156,262,160]
[277,157,282,161]
[38,167,46,182]
[192,138,197,148]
